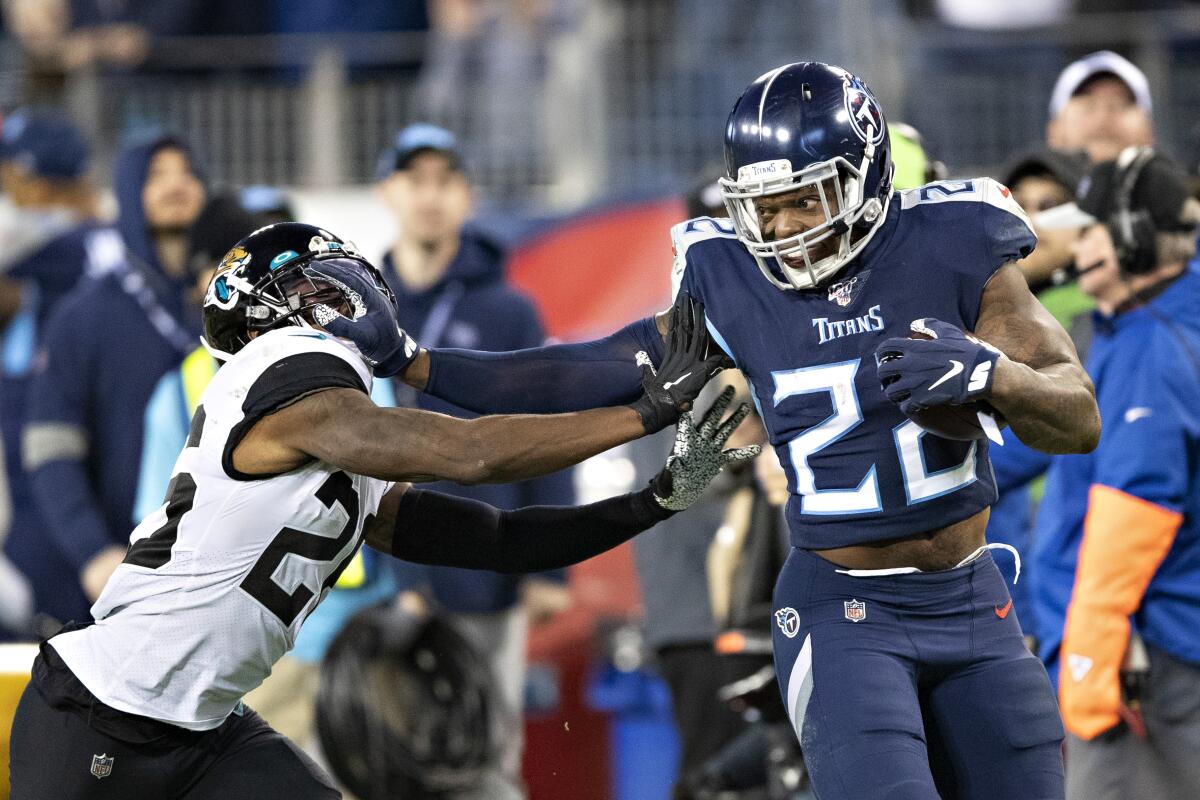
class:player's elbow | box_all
[1070,379,1101,454]
[1073,406,1102,454]
[1050,392,1101,455]
[453,458,492,486]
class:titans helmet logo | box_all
[843,77,885,146]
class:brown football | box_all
[897,328,1002,441]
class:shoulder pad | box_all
[670,216,737,299]
[236,328,372,387]
[900,177,1029,222]
[900,177,1035,265]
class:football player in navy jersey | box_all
[399,62,1100,799]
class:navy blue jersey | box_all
[672,178,1035,549]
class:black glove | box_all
[629,291,731,433]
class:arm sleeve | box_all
[521,465,574,584]
[507,299,574,584]
[424,316,664,414]
[1060,485,1182,739]
[390,485,673,574]
[23,311,113,570]
[133,373,189,525]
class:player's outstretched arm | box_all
[232,302,722,483]
[240,391,643,484]
[974,264,1100,453]
[362,388,759,573]
[400,291,724,415]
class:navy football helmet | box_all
[720,62,894,290]
[202,221,397,360]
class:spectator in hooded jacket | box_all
[24,130,204,606]
[375,123,573,794]
[0,108,111,635]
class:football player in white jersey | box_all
[8,223,754,799]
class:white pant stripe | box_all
[785,633,813,742]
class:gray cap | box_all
[1048,50,1151,117]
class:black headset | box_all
[1107,146,1159,276]
[1102,147,1200,378]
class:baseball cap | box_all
[1001,148,1090,196]
[0,108,90,179]
[685,164,725,218]
[1035,147,1192,232]
[1048,50,1152,117]
[374,123,464,181]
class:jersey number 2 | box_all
[241,470,368,627]
[774,359,977,515]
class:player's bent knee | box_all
[991,657,1065,752]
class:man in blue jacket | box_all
[375,124,573,792]
[1035,149,1200,799]
[23,131,205,606]
[0,109,118,634]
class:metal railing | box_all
[16,2,1200,211]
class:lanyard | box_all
[113,251,198,358]
[418,281,465,347]
[392,281,465,409]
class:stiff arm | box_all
[233,387,646,484]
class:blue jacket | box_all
[985,430,1053,635]
[23,134,200,581]
[381,228,573,613]
[1,219,114,628]
[1033,266,1200,682]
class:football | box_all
[896,328,1003,442]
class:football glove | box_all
[303,260,420,378]
[649,386,761,511]
[630,290,731,433]
[875,318,1000,415]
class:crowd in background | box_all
[1,3,1200,800]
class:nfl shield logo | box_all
[844,599,867,623]
[90,753,114,779]
[826,270,869,308]
[827,277,857,307]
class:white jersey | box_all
[51,329,391,731]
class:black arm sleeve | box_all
[424,316,664,414]
[390,484,674,573]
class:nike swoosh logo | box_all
[994,599,1013,619]
[663,372,693,391]
[1124,406,1153,423]
[928,360,963,391]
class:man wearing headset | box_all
[1034,147,1200,800]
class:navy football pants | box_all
[772,547,1064,800]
